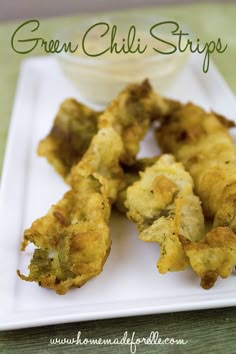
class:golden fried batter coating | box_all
[19,81,161,294]
[38,99,100,179]
[93,79,171,165]
[125,154,205,273]
[38,80,176,181]
[179,227,236,289]
[156,102,236,288]
[213,183,236,231]
[18,128,123,294]
[156,103,236,224]
[115,156,159,213]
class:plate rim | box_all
[1,55,236,331]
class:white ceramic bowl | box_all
[57,13,189,105]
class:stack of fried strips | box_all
[18,80,236,293]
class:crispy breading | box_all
[156,103,236,224]
[125,154,205,273]
[19,81,160,294]
[37,99,100,180]
[115,156,159,213]
[91,79,171,165]
[38,80,177,181]
[156,103,236,288]
[18,127,123,294]
[213,183,236,231]
[179,227,236,289]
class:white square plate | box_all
[1,54,236,330]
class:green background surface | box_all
[0,3,236,353]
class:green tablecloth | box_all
[0,3,236,353]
